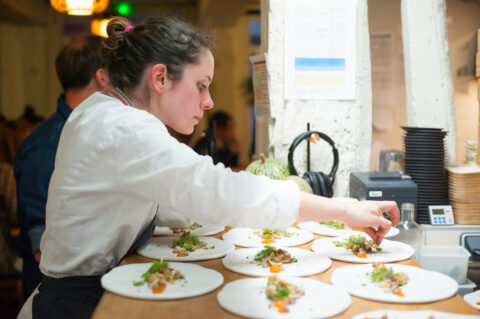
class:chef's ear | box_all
[150,64,169,94]
[95,68,111,91]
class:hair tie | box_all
[124,26,134,33]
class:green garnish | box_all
[262,229,275,236]
[141,260,168,281]
[254,245,275,262]
[370,266,393,283]
[319,221,344,229]
[275,286,290,298]
[333,235,382,255]
[187,222,202,231]
[172,231,200,251]
[132,259,169,286]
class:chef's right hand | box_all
[342,200,400,245]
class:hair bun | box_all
[103,17,131,50]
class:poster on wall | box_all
[249,54,271,124]
[284,0,357,100]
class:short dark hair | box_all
[103,16,213,97]
[55,34,104,91]
[208,111,231,129]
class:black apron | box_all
[32,218,155,319]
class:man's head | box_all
[56,34,105,91]
[55,34,111,108]
[208,111,234,144]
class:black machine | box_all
[287,130,339,197]
[349,172,417,210]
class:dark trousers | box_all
[31,218,155,318]
[32,275,104,319]
[22,254,43,302]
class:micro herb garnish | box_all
[172,231,200,251]
[254,245,275,262]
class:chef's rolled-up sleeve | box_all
[116,119,300,229]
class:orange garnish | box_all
[176,252,188,257]
[152,284,166,294]
[374,262,385,269]
[269,264,282,273]
[274,298,288,313]
[262,235,273,244]
[476,302,480,306]
[395,288,404,297]
[354,252,367,258]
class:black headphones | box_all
[287,131,339,197]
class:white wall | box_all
[368,0,480,168]
[401,0,456,165]
[264,0,373,196]
[368,0,407,171]
[0,4,62,119]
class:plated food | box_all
[101,262,223,300]
[369,263,409,297]
[154,220,225,236]
[333,235,382,258]
[266,276,304,313]
[254,229,296,244]
[132,259,184,293]
[222,227,314,247]
[171,231,212,257]
[222,247,331,277]
[297,221,399,238]
[253,245,298,273]
[137,236,234,261]
[217,277,351,319]
[331,264,458,303]
[170,221,202,234]
[311,237,414,263]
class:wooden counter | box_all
[92,229,479,318]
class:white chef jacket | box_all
[39,92,299,278]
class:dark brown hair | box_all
[103,16,213,101]
[55,34,104,91]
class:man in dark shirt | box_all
[193,111,240,168]
[14,34,111,301]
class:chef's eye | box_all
[198,83,206,91]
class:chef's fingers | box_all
[361,227,379,244]
[376,201,400,226]
[374,225,390,245]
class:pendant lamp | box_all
[91,18,112,38]
[50,0,109,16]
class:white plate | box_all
[297,221,399,238]
[464,289,480,310]
[331,264,458,303]
[352,310,480,319]
[222,227,314,247]
[311,237,414,263]
[222,247,331,277]
[101,262,223,300]
[154,221,225,236]
[217,277,351,319]
[137,236,235,261]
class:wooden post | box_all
[476,29,480,165]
